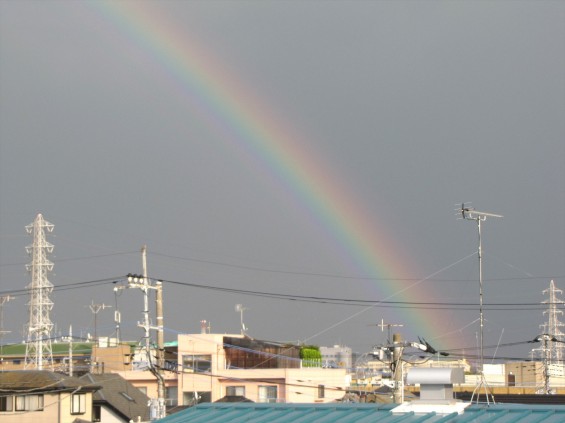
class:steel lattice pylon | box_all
[542,280,565,364]
[24,213,55,370]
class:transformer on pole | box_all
[24,213,55,370]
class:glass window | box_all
[226,386,245,396]
[183,391,211,405]
[318,385,325,398]
[71,393,86,414]
[0,396,13,412]
[182,355,211,373]
[15,394,43,411]
[258,386,277,403]
[166,386,178,406]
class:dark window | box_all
[226,386,245,396]
[92,405,101,422]
[0,396,13,412]
[318,384,325,398]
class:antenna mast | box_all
[235,304,249,336]
[24,213,55,370]
[458,203,502,404]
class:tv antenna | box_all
[375,318,404,344]
[87,301,111,344]
[235,304,249,335]
[457,203,502,404]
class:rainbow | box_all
[90,3,458,346]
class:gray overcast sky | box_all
[1,1,564,360]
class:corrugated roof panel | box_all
[248,408,304,423]
[158,403,565,423]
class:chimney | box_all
[200,320,207,334]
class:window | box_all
[0,396,13,412]
[182,354,211,373]
[166,386,178,406]
[318,385,325,398]
[15,394,43,411]
[183,391,211,405]
[71,393,86,414]
[258,386,277,403]
[226,386,245,396]
[92,405,101,422]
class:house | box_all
[320,345,352,370]
[79,373,150,422]
[0,370,99,423]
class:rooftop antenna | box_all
[457,203,502,404]
[235,304,248,335]
[376,318,404,344]
[87,301,111,344]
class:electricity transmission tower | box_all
[24,214,55,370]
[542,280,565,364]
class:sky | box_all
[0,1,564,364]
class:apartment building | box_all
[174,333,349,404]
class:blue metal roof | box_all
[157,403,565,423]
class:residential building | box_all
[174,333,348,405]
[107,333,349,407]
[320,345,352,370]
[79,373,150,422]
[0,370,99,423]
[0,341,93,373]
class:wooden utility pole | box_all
[393,333,403,404]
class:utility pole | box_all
[377,318,404,344]
[392,333,403,404]
[62,325,74,377]
[459,204,501,404]
[155,280,165,417]
[0,295,13,369]
[127,245,166,420]
[372,334,447,404]
[25,213,55,370]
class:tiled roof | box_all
[0,370,99,393]
[80,373,150,422]
[157,402,565,423]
